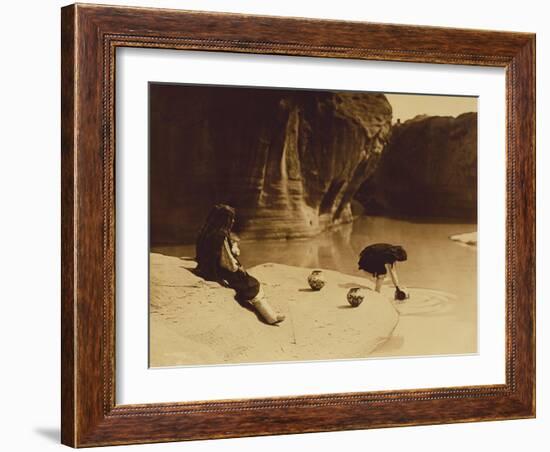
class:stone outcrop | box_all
[450,231,477,247]
[150,84,392,244]
[357,113,477,219]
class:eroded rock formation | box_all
[150,84,392,244]
[357,113,477,219]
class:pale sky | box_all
[385,93,477,124]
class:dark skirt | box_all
[219,268,261,301]
[359,260,388,277]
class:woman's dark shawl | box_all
[195,230,260,301]
[196,230,227,281]
[358,243,407,276]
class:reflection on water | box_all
[153,215,477,354]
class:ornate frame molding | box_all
[62,4,535,447]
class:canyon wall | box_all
[356,113,477,220]
[150,84,392,244]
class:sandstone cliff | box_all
[150,84,392,244]
[356,113,477,219]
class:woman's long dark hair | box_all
[195,204,236,280]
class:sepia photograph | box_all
[148,83,478,367]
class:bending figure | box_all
[358,243,409,300]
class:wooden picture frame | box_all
[61,3,535,447]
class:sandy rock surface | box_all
[149,253,399,367]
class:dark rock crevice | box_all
[356,112,478,220]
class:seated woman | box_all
[195,204,285,325]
